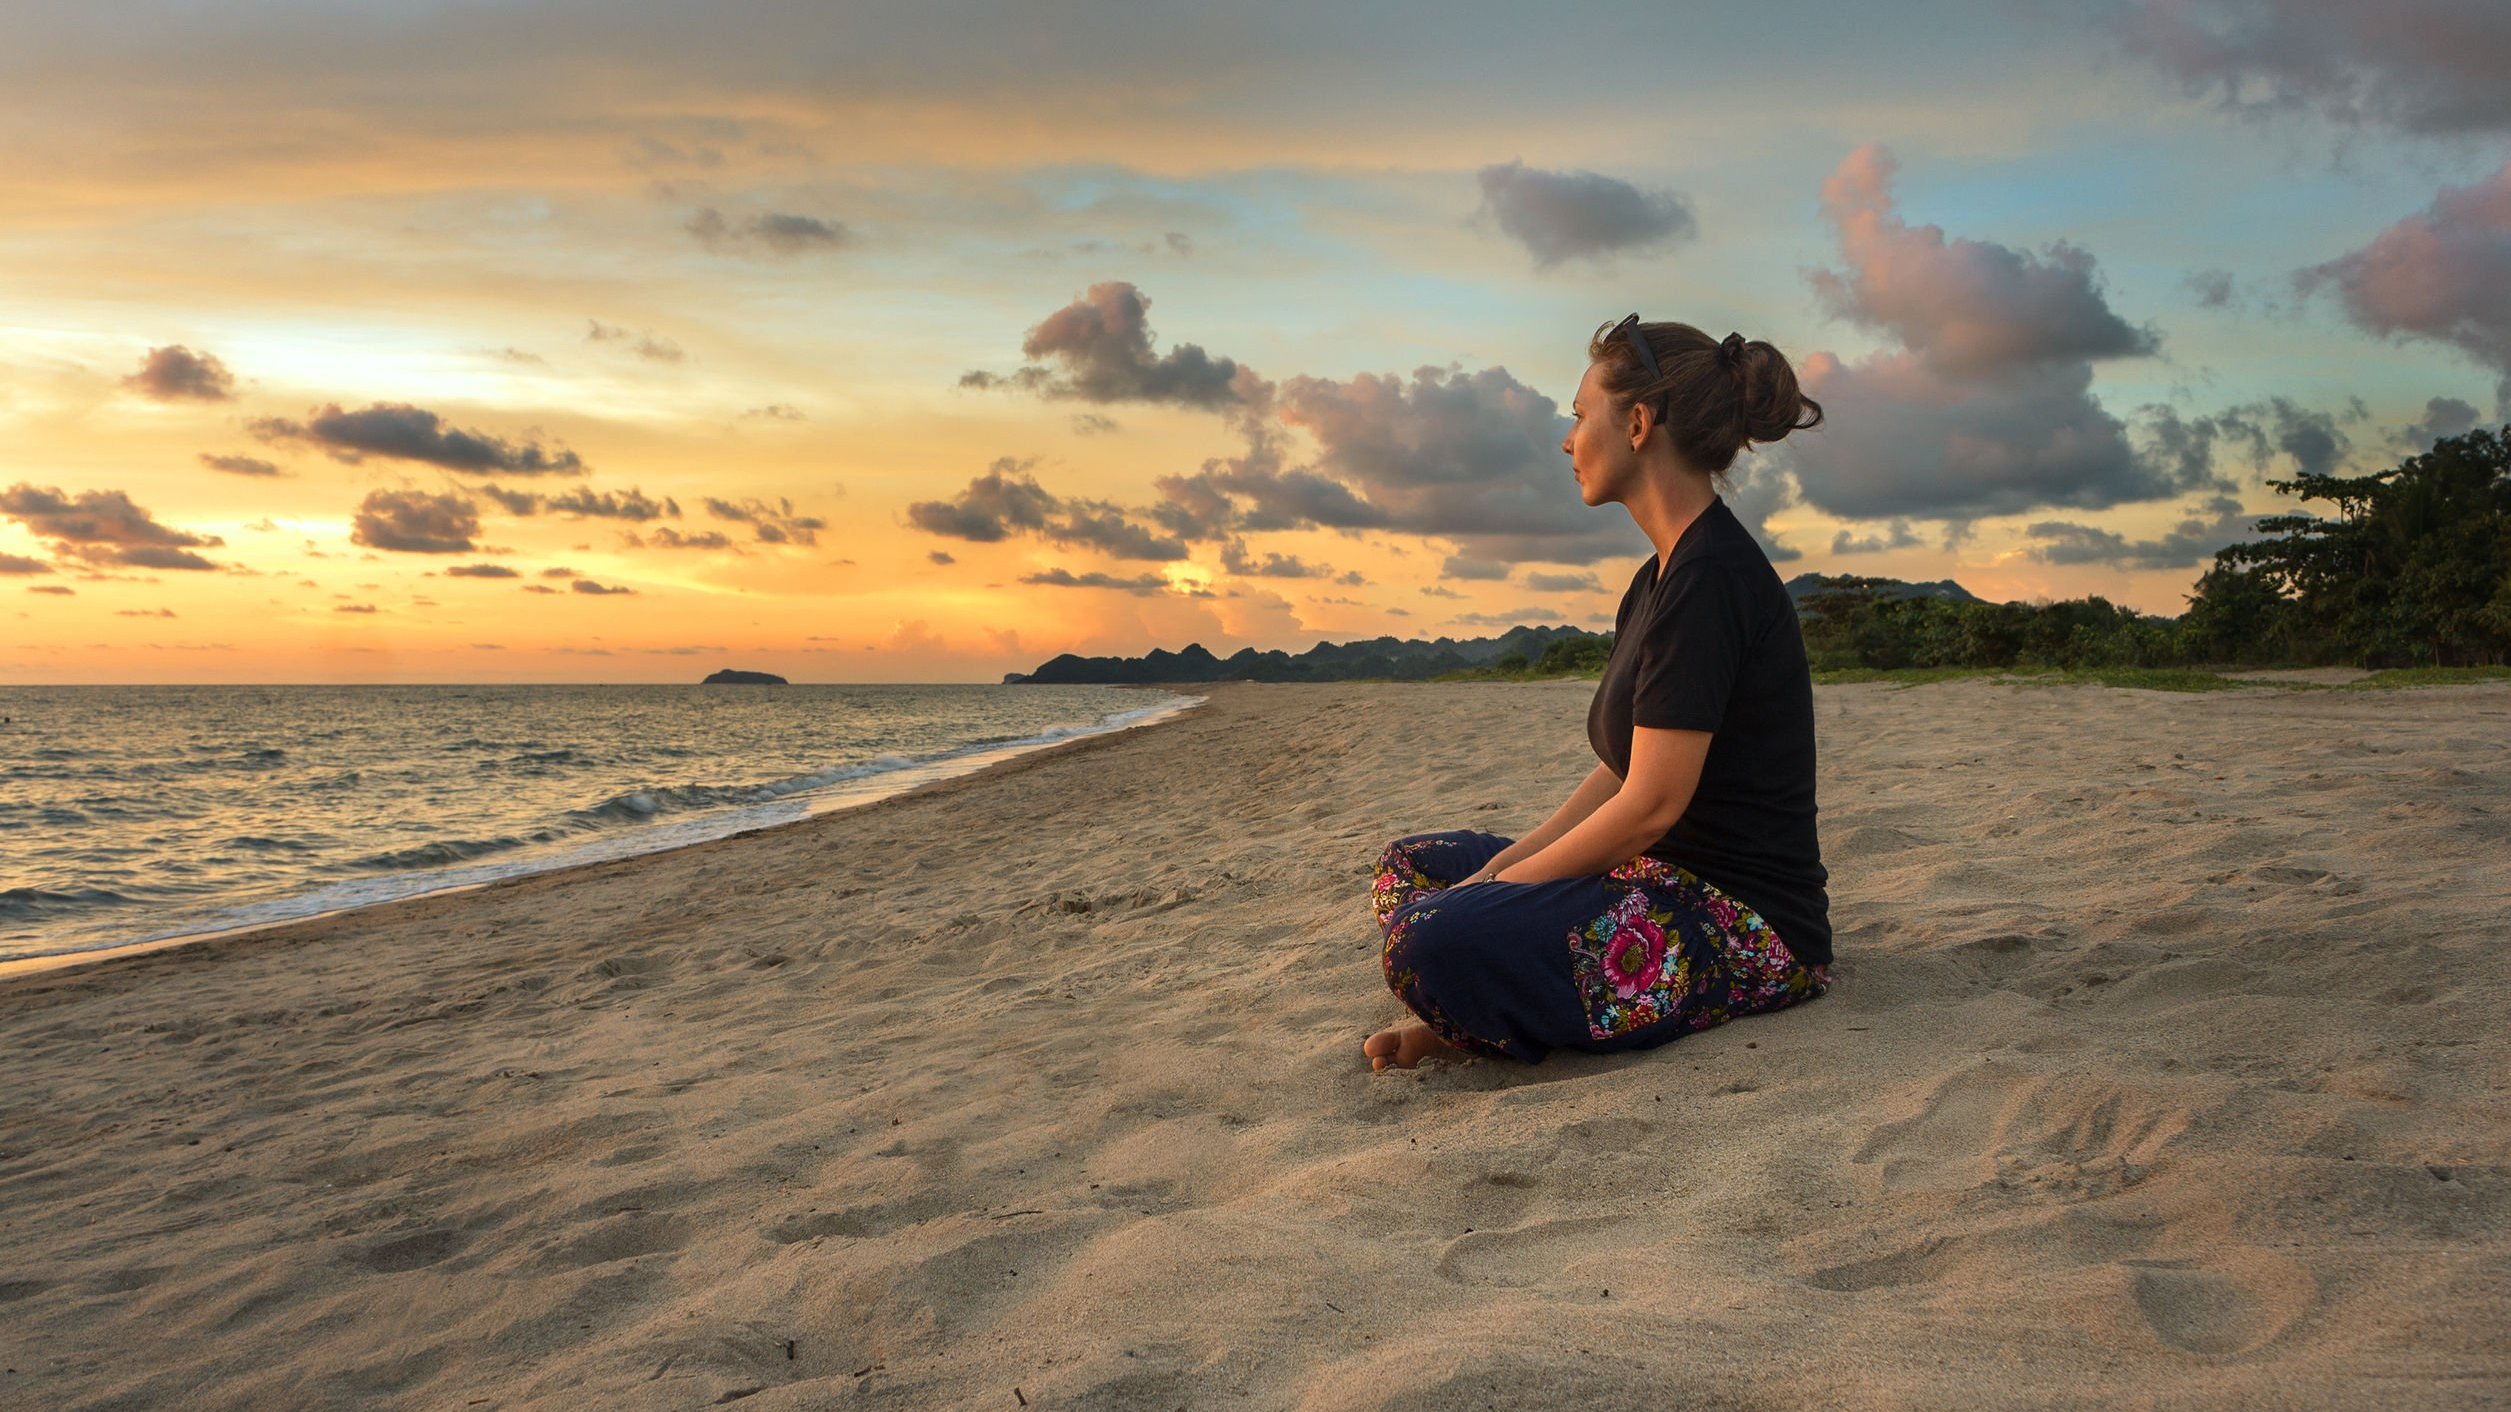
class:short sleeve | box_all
[1631,563,1750,732]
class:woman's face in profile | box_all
[1563,362,1632,509]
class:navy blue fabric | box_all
[1371,828,1827,1064]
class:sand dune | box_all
[3,678,2507,1409]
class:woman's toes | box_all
[1365,1022,1443,1071]
[1363,1027,1403,1066]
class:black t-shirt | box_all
[1584,495,1832,965]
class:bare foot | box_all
[1363,1020,1455,1072]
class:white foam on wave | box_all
[8,691,1206,968]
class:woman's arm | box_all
[1486,726,1711,884]
[1466,761,1623,880]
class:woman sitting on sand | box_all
[1364,315,1833,1071]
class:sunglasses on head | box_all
[1606,312,1670,426]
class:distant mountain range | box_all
[1008,575,1994,684]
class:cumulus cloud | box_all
[624,527,740,551]
[549,486,680,521]
[704,495,825,546]
[469,484,541,516]
[905,458,1186,560]
[2097,0,2511,137]
[1042,500,1188,560]
[1790,356,2176,521]
[1807,146,2158,377]
[927,549,955,565]
[2393,395,2483,450]
[249,403,584,475]
[0,483,224,570]
[1219,539,1331,578]
[1019,568,1172,594]
[0,553,53,575]
[1148,429,1388,540]
[444,563,519,578]
[1522,569,1605,593]
[686,206,850,255]
[27,584,74,596]
[1272,364,1639,562]
[1473,160,1698,269]
[2293,156,2511,416]
[2019,493,2264,570]
[1142,398,1648,565]
[1440,555,1511,580]
[1784,144,2201,524]
[1830,519,1923,555]
[123,345,236,401]
[199,452,283,477]
[959,281,1260,412]
[350,489,480,554]
[743,403,806,421]
[465,483,680,521]
[2207,396,2353,477]
[571,578,635,595]
[586,320,685,363]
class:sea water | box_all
[0,683,1199,964]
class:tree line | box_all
[1482,425,2509,675]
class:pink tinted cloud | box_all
[1784,144,2184,523]
[1808,144,2156,377]
[2295,156,2511,411]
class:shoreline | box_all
[0,688,1208,983]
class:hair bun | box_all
[1718,332,1747,367]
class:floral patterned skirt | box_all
[1371,829,1830,1063]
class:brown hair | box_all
[1585,318,1823,482]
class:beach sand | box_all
[3,678,2507,1409]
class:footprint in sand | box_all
[2124,1259,2313,1355]
[1430,1215,1626,1288]
[1852,1066,2195,1198]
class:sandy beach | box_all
[3,677,2507,1410]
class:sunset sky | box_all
[5,0,2507,683]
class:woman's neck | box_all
[1622,461,1719,574]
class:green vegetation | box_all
[2197,426,2511,667]
[1800,425,2510,674]
[1432,631,1614,682]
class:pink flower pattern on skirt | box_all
[1566,853,1822,1042]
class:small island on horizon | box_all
[701,669,788,685]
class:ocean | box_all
[0,683,1200,964]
